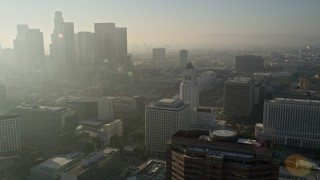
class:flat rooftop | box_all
[146,98,188,110]
[137,160,166,178]
[226,77,252,84]
[36,152,82,170]
[0,112,19,120]
[267,98,320,105]
[16,103,69,113]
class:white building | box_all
[223,77,254,118]
[97,119,123,146]
[256,98,320,149]
[145,98,190,158]
[195,107,219,129]
[0,113,21,157]
[180,63,199,109]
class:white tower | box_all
[180,63,199,125]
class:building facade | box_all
[145,98,190,159]
[152,48,166,69]
[167,130,279,179]
[0,113,21,157]
[97,119,123,146]
[179,49,188,68]
[223,77,254,118]
[180,63,199,109]
[256,98,320,149]
[61,148,120,180]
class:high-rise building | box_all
[94,23,116,64]
[77,32,94,63]
[180,62,199,109]
[256,98,320,149]
[179,49,188,68]
[145,98,190,158]
[152,48,165,69]
[115,27,127,62]
[0,113,21,157]
[0,84,6,108]
[167,130,279,179]
[26,29,45,69]
[50,12,76,75]
[13,24,44,70]
[235,55,264,73]
[223,77,254,118]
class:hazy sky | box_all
[1,0,320,51]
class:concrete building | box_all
[152,48,165,69]
[167,130,279,179]
[59,96,113,122]
[115,27,128,63]
[136,160,166,180]
[13,24,45,70]
[113,96,137,113]
[14,103,77,147]
[300,75,320,91]
[77,32,94,63]
[256,98,320,149]
[97,119,123,146]
[179,49,188,68]
[223,77,254,118]
[94,23,116,64]
[235,55,264,73]
[145,98,190,159]
[30,152,83,180]
[61,148,120,180]
[180,63,199,125]
[0,84,6,108]
[194,107,219,129]
[0,113,21,157]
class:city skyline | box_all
[1,0,320,53]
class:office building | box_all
[152,48,165,69]
[0,84,6,108]
[0,113,21,157]
[61,148,120,180]
[115,27,128,62]
[167,130,279,179]
[94,23,116,64]
[235,55,264,73]
[223,77,254,118]
[59,96,113,122]
[97,119,123,146]
[145,98,190,159]
[50,12,76,74]
[300,75,320,91]
[256,98,320,149]
[30,152,83,180]
[26,28,45,69]
[13,25,45,70]
[77,32,94,63]
[14,103,77,147]
[179,49,188,68]
[180,62,199,111]
[195,107,218,129]
[113,96,137,113]
[135,160,166,180]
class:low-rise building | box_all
[30,152,83,180]
[61,148,120,180]
[97,119,123,146]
